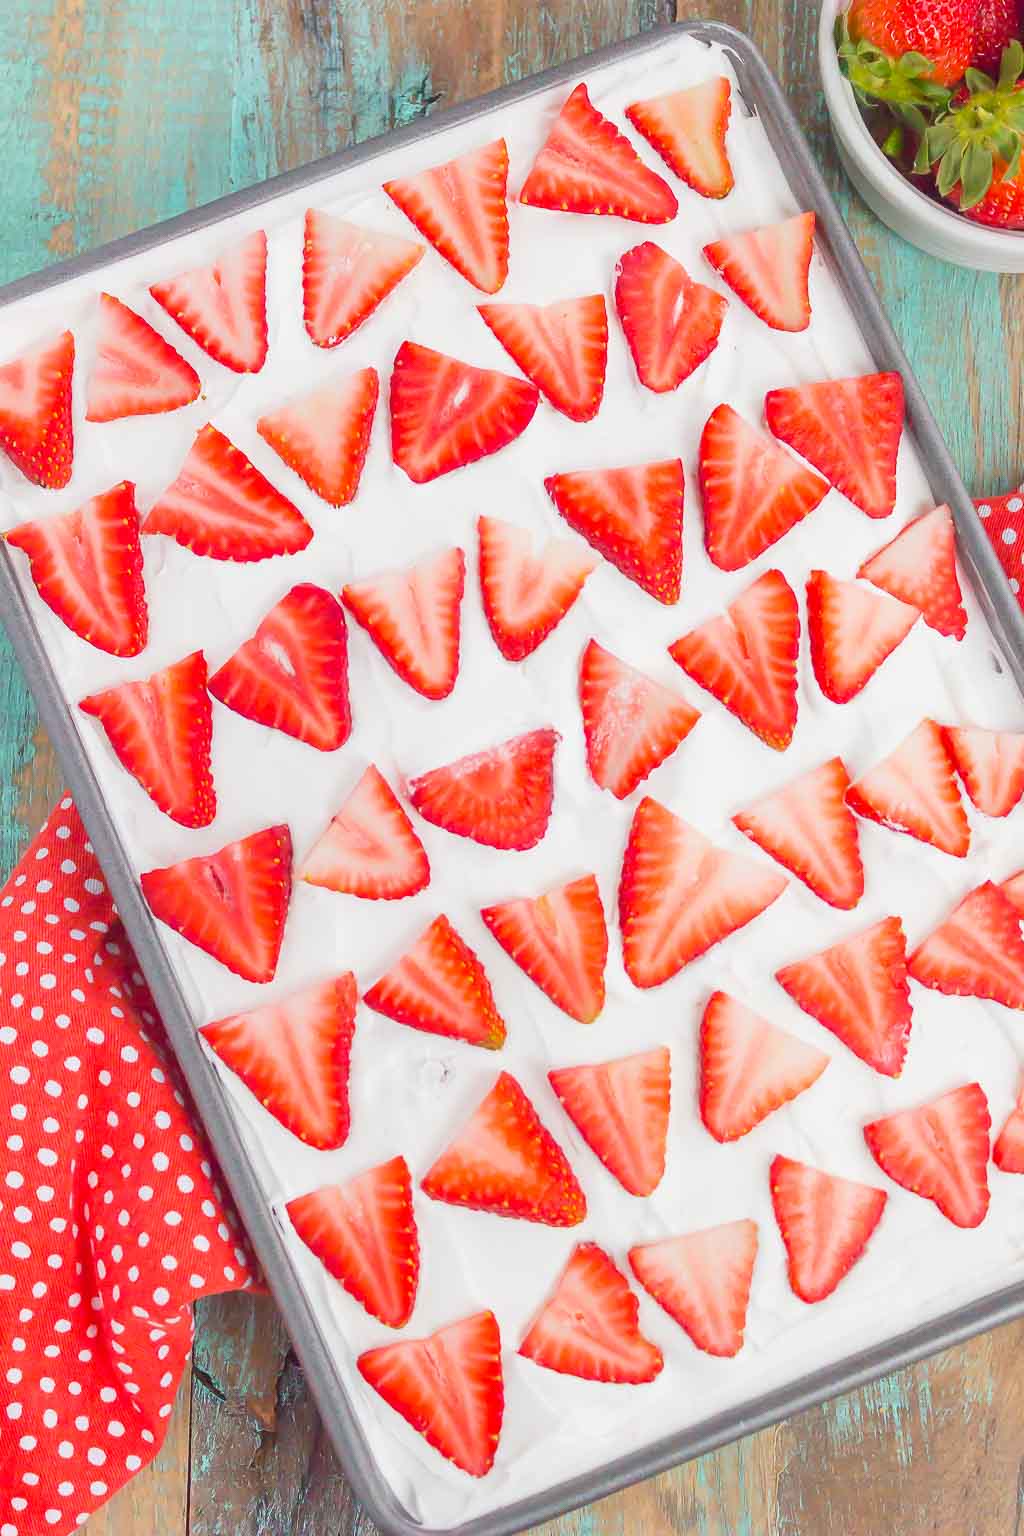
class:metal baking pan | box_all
[4,19,1024,1536]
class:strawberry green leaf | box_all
[960,141,995,208]
[937,140,965,197]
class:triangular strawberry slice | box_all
[86,294,201,422]
[864,1082,991,1228]
[846,718,970,857]
[257,366,378,507]
[770,1155,887,1302]
[421,1071,586,1225]
[364,914,506,1050]
[302,209,424,347]
[143,424,313,562]
[776,916,912,1076]
[580,638,701,799]
[208,584,351,751]
[700,404,829,571]
[615,243,727,393]
[477,294,608,420]
[765,371,905,518]
[79,649,215,828]
[477,514,597,661]
[519,83,677,223]
[519,1243,663,1383]
[141,824,292,983]
[384,139,510,293]
[733,757,864,910]
[943,725,1024,817]
[481,873,607,1023]
[342,546,464,700]
[994,1083,1024,1173]
[699,991,829,1142]
[909,881,1024,1008]
[548,1047,670,1195]
[150,228,268,373]
[629,1220,757,1357]
[625,77,734,199]
[545,459,683,604]
[0,330,74,489]
[286,1155,419,1327]
[704,212,815,332]
[619,796,787,989]
[668,568,799,749]
[858,504,967,639]
[358,1311,504,1477]
[806,570,920,704]
[408,728,558,851]
[300,765,429,900]
[390,341,538,483]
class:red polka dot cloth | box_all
[0,798,257,1536]
[976,482,1024,600]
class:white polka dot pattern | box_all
[975,482,1024,605]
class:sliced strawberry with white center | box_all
[300,765,429,901]
[703,212,815,332]
[699,404,829,571]
[80,650,215,828]
[864,1082,991,1228]
[390,340,538,483]
[481,873,607,1023]
[385,138,510,294]
[141,824,292,983]
[0,330,74,488]
[150,229,268,373]
[858,504,966,639]
[1003,868,1024,914]
[363,914,506,1050]
[477,515,597,662]
[770,1155,887,1303]
[776,916,912,1077]
[519,83,677,223]
[846,718,970,858]
[408,728,558,851]
[548,1047,670,1196]
[629,1220,757,1357]
[545,459,683,604]
[943,725,1024,817]
[625,77,734,198]
[342,546,464,700]
[257,366,378,507]
[579,638,700,799]
[86,293,201,422]
[765,371,905,518]
[619,796,787,990]
[200,973,355,1148]
[477,294,608,420]
[208,584,351,751]
[615,243,728,393]
[699,990,829,1142]
[807,570,920,706]
[733,757,864,910]
[6,480,148,657]
[908,881,1024,1009]
[520,1243,663,1383]
[994,1084,1024,1173]
[302,209,424,347]
[669,568,799,749]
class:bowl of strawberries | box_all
[820,0,1024,267]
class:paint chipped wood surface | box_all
[1,0,1022,1530]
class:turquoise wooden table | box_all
[2,1,1024,1531]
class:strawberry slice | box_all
[477,514,597,662]
[302,209,424,348]
[770,1155,887,1303]
[86,293,201,422]
[703,212,815,333]
[579,638,701,799]
[408,728,558,851]
[765,371,904,518]
[545,459,684,604]
[0,330,74,488]
[846,718,970,858]
[668,569,799,749]
[806,569,919,704]
[619,796,787,990]
[79,650,215,828]
[519,83,677,223]
[1003,868,1024,914]
[699,990,829,1142]
[342,546,464,701]
[149,228,268,373]
[629,1220,757,1357]
[908,881,1024,1008]
[776,916,912,1077]
[390,340,538,483]
[699,404,829,571]
[286,1156,418,1327]
[994,1083,1024,1173]
[208,584,351,751]
[141,824,292,983]
[548,1047,670,1195]
[615,243,728,393]
[6,481,147,657]
[363,914,506,1050]
[200,973,355,1148]
[943,725,1024,817]
[857,504,966,640]
[256,366,378,507]
[864,1082,991,1228]
[384,139,510,294]
[481,873,607,1023]
[733,758,864,910]
[519,1243,663,1383]
[477,294,608,420]
[300,765,430,901]
[143,424,313,562]
[625,77,734,199]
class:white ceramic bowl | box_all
[819,0,1024,270]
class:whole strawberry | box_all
[917,40,1024,227]
[973,0,1021,72]
[847,0,979,84]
